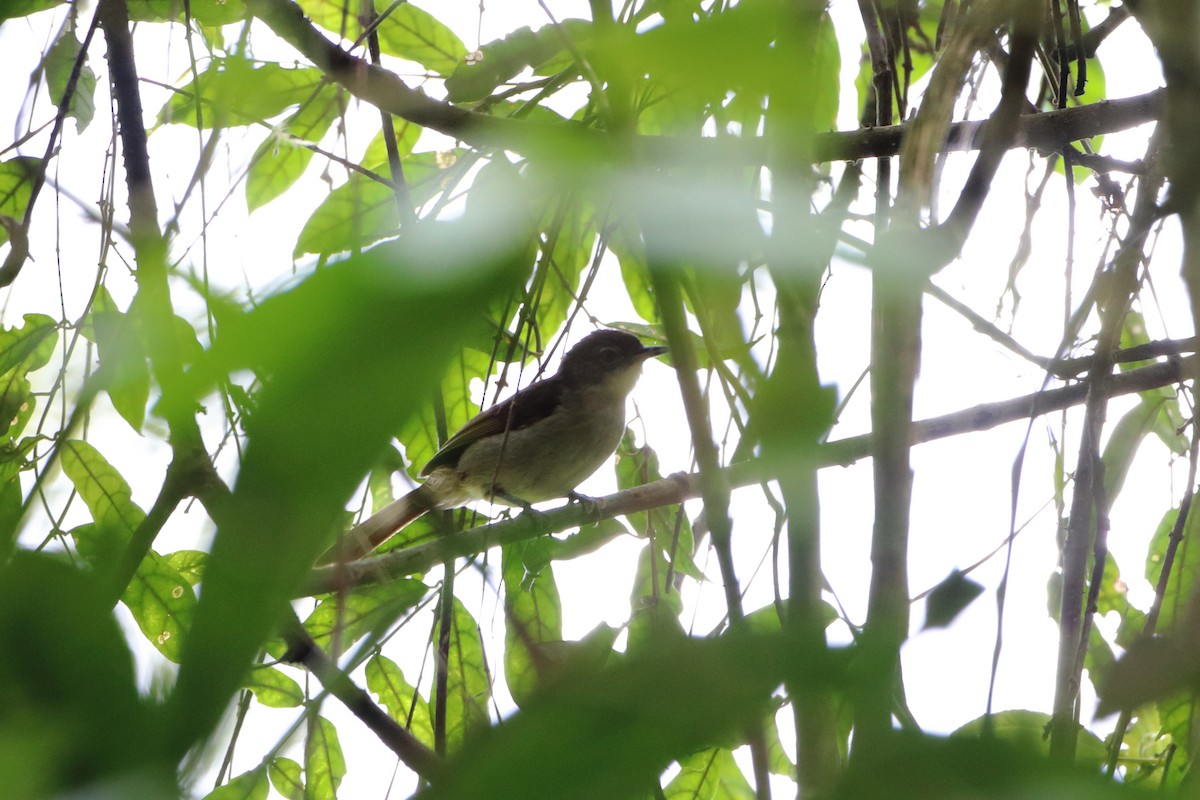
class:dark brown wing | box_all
[419,376,565,476]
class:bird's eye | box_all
[600,347,619,362]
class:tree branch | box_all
[280,613,442,780]
[243,0,1162,168]
[307,352,1193,595]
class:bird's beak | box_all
[641,345,668,359]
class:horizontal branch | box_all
[808,90,1164,163]
[245,0,1161,168]
[306,354,1191,594]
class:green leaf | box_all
[0,313,57,439]
[0,553,155,797]
[397,346,492,487]
[158,58,325,129]
[1157,692,1198,779]
[86,286,150,432]
[445,22,589,103]
[304,581,427,652]
[61,441,196,662]
[127,0,247,24]
[246,88,340,211]
[1100,398,1172,504]
[628,540,685,654]
[60,439,143,542]
[0,476,22,562]
[1120,705,1182,788]
[293,0,358,36]
[1118,312,1188,454]
[0,0,65,22]
[532,207,595,340]
[665,747,753,799]
[0,313,55,383]
[503,543,564,706]
[269,756,304,800]
[164,205,531,759]
[44,23,97,132]
[952,709,1107,768]
[118,551,197,661]
[921,570,984,630]
[366,654,435,748]
[166,549,207,585]
[375,3,466,76]
[0,157,41,246]
[432,598,492,748]
[200,767,269,800]
[1144,506,1200,635]
[305,715,346,800]
[616,431,702,581]
[419,630,795,800]
[520,516,629,567]
[245,665,304,708]
[610,233,659,323]
[360,118,424,169]
[294,151,462,256]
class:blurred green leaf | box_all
[664,747,753,799]
[922,570,984,630]
[520,516,629,567]
[0,0,66,21]
[375,2,466,76]
[246,88,341,210]
[1118,312,1188,454]
[166,550,207,586]
[294,150,462,256]
[1144,506,1200,635]
[1098,635,1200,717]
[164,206,532,758]
[1157,692,1198,781]
[839,729,1134,800]
[86,286,150,432]
[532,206,595,341]
[445,21,590,103]
[610,232,659,324]
[0,313,56,439]
[44,23,96,132]
[0,158,40,246]
[417,630,798,800]
[158,57,325,128]
[361,118,424,168]
[628,540,685,653]
[0,553,158,797]
[245,665,304,708]
[128,0,247,24]
[397,347,492,487]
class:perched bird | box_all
[320,329,666,563]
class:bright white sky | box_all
[0,1,1182,796]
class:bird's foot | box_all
[567,491,602,518]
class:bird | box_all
[319,329,667,563]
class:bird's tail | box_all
[317,484,436,565]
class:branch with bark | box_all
[243,0,1163,168]
[309,349,1193,595]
